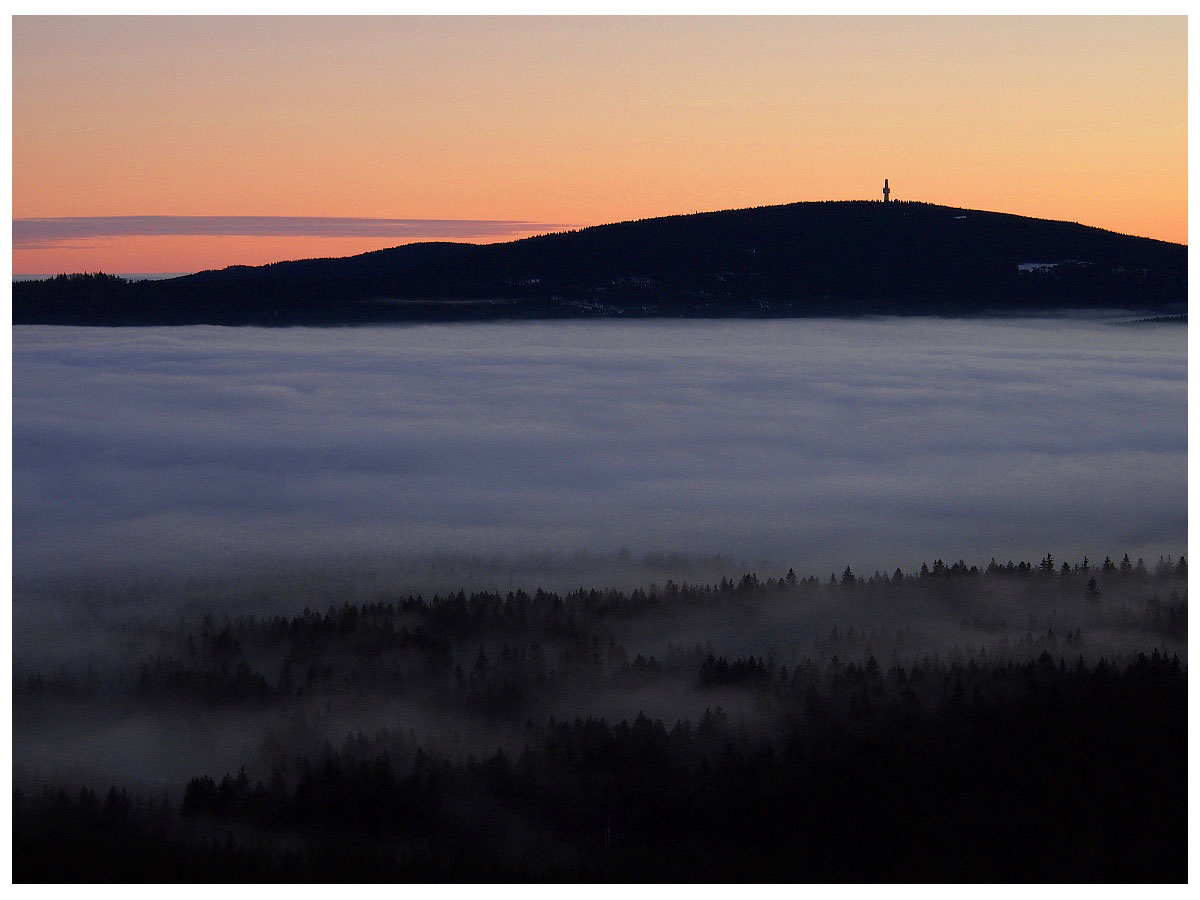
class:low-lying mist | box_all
[13,549,1187,790]
[17,551,1185,880]
[13,318,1186,585]
[13,317,1186,879]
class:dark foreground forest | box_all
[13,552,1186,882]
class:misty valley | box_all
[12,318,1187,881]
[12,554,1187,880]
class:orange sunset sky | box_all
[13,15,1187,275]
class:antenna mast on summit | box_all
[883,179,891,203]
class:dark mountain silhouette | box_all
[13,200,1186,325]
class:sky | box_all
[12,15,1188,274]
[13,319,1186,583]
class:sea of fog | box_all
[13,317,1186,596]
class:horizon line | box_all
[14,201,1185,250]
[11,201,1185,276]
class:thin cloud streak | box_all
[13,215,574,249]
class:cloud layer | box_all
[12,318,1187,587]
[13,215,571,249]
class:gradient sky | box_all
[12,16,1187,274]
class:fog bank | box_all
[13,318,1186,588]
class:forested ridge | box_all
[13,201,1186,325]
[13,551,1186,881]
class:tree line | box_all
[13,550,1187,881]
